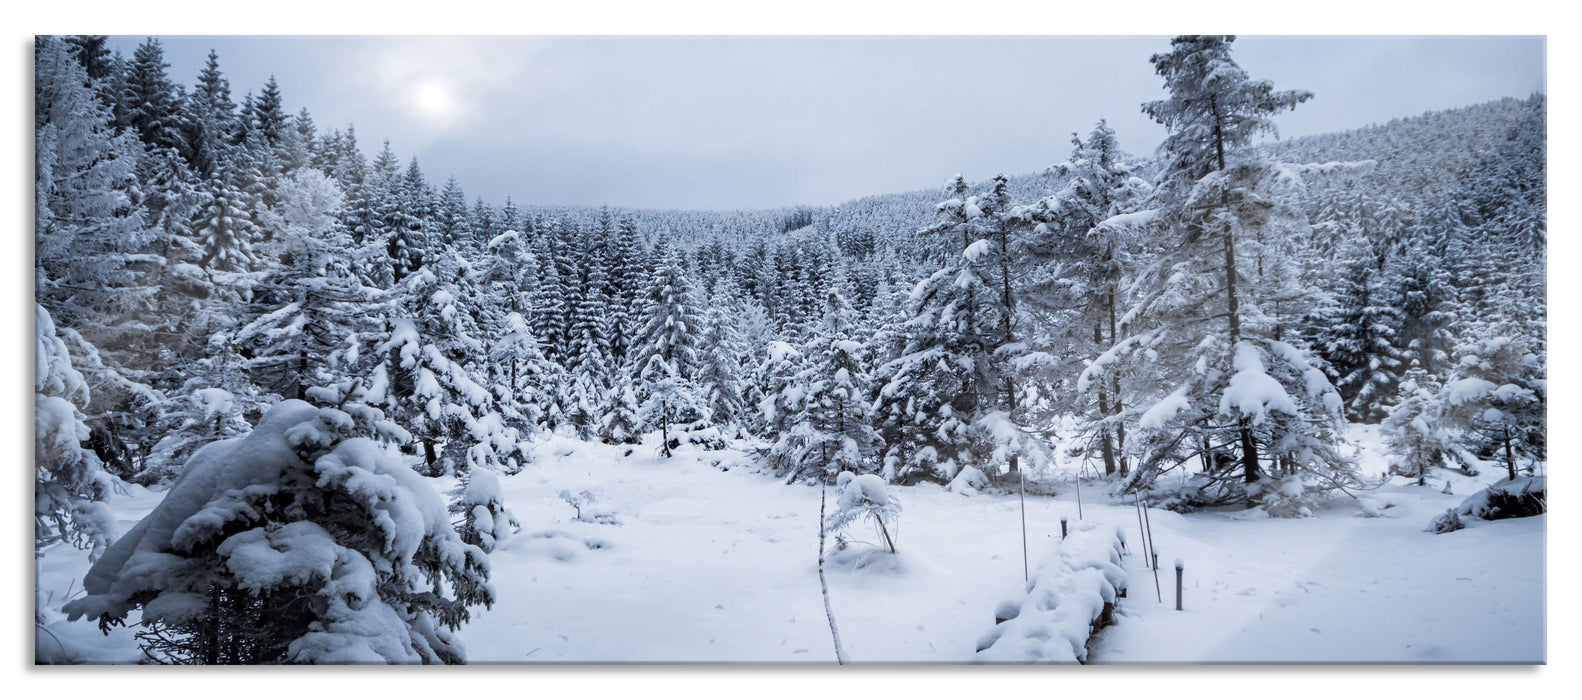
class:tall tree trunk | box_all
[1108,291,1127,476]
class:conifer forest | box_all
[33,34,1546,665]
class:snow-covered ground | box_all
[35,427,1544,664]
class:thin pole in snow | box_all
[1019,465,1028,583]
[1074,473,1084,520]
[1143,500,1162,603]
[1133,495,1149,564]
[1142,500,1158,569]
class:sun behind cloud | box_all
[413,78,458,122]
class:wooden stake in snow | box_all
[1060,516,1069,540]
[1175,559,1184,611]
[817,482,848,664]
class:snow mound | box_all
[1430,476,1546,534]
[974,521,1127,663]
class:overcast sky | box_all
[105,35,1546,211]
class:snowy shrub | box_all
[824,471,901,553]
[450,468,520,553]
[1249,474,1316,518]
[1428,475,1545,534]
[64,400,494,664]
[975,521,1127,664]
[559,489,620,526]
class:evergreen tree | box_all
[630,247,706,456]
[1436,336,1544,481]
[1318,251,1406,423]
[1011,121,1153,478]
[768,287,883,483]
[1382,360,1447,485]
[64,400,492,664]
[696,284,749,429]
[121,38,185,153]
[35,304,115,561]
[1115,35,1358,511]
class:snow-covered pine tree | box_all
[599,382,643,445]
[120,38,185,154]
[1390,249,1457,377]
[1115,35,1359,512]
[630,246,706,456]
[137,331,266,486]
[1317,244,1406,423]
[193,166,259,273]
[528,220,572,363]
[1436,336,1544,481]
[231,171,374,404]
[696,283,749,430]
[35,304,116,561]
[769,286,883,483]
[1011,121,1153,478]
[1382,360,1447,485]
[604,216,648,365]
[35,36,155,398]
[567,221,612,379]
[365,262,526,476]
[486,311,558,431]
[449,466,519,554]
[869,174,1001,488]
[63,399,492,664]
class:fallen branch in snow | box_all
[974,521,1128,664]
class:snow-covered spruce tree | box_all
[870,175,1001,488]
[769,287,884,484]
[1010,121,1153,478]
[1115,36,1360,512]
[630,246,706,456]
[563,371,603,442]
[193,167,259,274]
[528,221,572,363]
[696,283,749,430]
[1382,360,1448,486]
[449,467,519,554]
[35,304,116,561]
[35,37,157,397]
[1316,246,1406,423]
[604,216,648,366]
[755,340,806,462]
[486,311,558,431]
[63,399,493,664]
[599,382,644,446]
[231,169,371,402]
[1436,336,1545,481]
[365,263,527,476]
[137,332,267,486]
[1389,249,1457,377]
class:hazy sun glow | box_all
[413,79,457,121]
